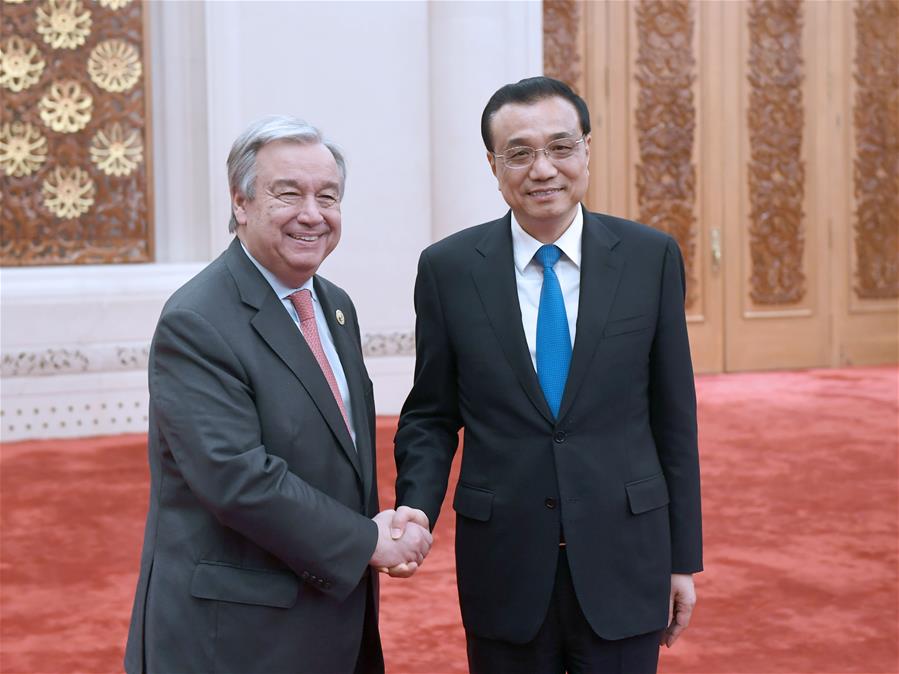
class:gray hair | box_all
[226,115,347,233]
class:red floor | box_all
[1,367,897,673]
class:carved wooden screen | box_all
[745,0,806,307]
[0,0,153,266]
[852,0,898,301]
[544,0,898,372]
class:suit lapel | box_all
[557,210,623,421]
[224,240,363,483]
[315,278,374,504]
[471,215,555,424]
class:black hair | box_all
[480,76,591,152]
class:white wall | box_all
[0,0,542,441]
[202,1,434,336]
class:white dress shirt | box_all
[240,243,356,446]
[511,207,582,371]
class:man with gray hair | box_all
[124,115,431,674]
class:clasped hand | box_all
[369,506,431,578]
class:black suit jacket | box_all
[395,208,702,643]
[125,238,382,673]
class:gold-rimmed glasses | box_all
[492,134,586,169]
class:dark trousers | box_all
[354,576,385,674]
[466,549,661,674]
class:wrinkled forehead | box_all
[255,140,340,184]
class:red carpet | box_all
[1,367,897,673]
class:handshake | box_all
[369,506,432,578]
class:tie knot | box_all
[289,289,315,322]
[535,244,562,269]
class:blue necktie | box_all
[535,244,571,418]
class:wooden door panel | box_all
[545,0,897,373]
[832,0,899,365]
[723,0,830,371]
[579,0,724,373]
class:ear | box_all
[231,189,249,227]
[584,133,592,165]
[487,151,498,178]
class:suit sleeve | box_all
[150,307,377,601]
[394,249,463,527]
[650,238,703,573]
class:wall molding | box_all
[1,342,149,377]
[362,331,415,358]
[1,332,415,379]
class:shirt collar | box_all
[510,205,583,273]
[239,241,316,302]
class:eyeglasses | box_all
[493,135,587,169]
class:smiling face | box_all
[487,96,590,243]
[232,140,342,288]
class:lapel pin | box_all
[335,309,345,325]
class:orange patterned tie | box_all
[288,289,351,432]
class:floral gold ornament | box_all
[97,0,133,8]
[0,36,46,92]
[36,0,92,50]
[41,165,95,219]
[39,79,93,133]
[0,122,49,177]
[87,39,141,92]
[1,0,153,265]
[89,122,143,176]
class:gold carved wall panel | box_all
[746,0,806,305]
[543,0,584,96]
[0,0,153,266]
[542,0,897,371]
[634,0,697,309]
[852,0,899,300]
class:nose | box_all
[529,149,558,179]
[295,195,323,224]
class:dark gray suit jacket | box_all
[125,238,382,673]
[395,208,702,643]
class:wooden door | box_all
[720,0,830,370]
[544,0,898,373]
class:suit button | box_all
[545,498,557,509]
[553,431,566,443]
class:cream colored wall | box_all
[0,0,542,441]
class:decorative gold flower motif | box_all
[36,0,92,50]
[87,39,141,92]
[42,166,95,219]
[0,122,48,177]
[96,0,132,8]
[89,122,143,176]
[0,36,46,92]
[39,79,93,133]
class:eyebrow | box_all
[503,131,579,148]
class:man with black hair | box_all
[392,77,702,673]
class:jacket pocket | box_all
[625,473,670,515]
[453,483,494,522]
[190,561,299,608]
[604,314,652,337]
